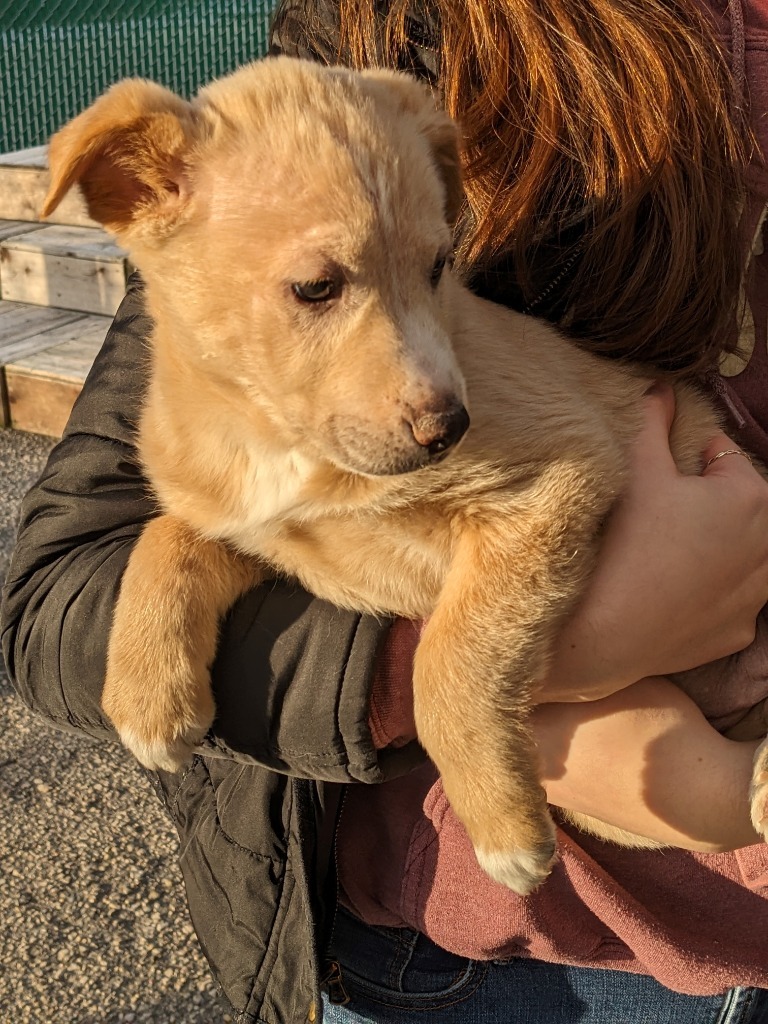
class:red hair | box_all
[282,0,751,374]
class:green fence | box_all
[0,0,277,153]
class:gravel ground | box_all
[0,428,231,1024]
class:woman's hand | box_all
[539,385,768,703]
[534,676,762,852]
[371,385,768,850]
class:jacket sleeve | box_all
[0,269,423,784]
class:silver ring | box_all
[704,449,753,470]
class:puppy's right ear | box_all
[42,79,196,238]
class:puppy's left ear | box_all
[42,78,197,239]
[417,107,464,227]
[361,70,465,226]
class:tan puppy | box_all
[43,58,766,893]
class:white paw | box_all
[118,725,207,773]
[750,737,768,840]
[475,835,558,895]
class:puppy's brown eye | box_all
[293,279,338,303]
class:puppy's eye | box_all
[430,255,448,287]
[292,279,339,303]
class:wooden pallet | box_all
[0,224,128,317]
[0,300,111,436]
[0,147,95,227]
[0,149,129,436]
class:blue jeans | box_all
[322,907,768,1023]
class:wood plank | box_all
[7,318,110,380]
[5,224,125,261]
[0,303,86,359]
[0,147,47,167]
[0,300,84,327]
[0,221,47,243]
[0,164,95,226]
[4,326,107,436]
[4,369,84,437]
[0,246,127,316]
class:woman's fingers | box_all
[630,384,678,479]
[701,435,755,475]
[539,385,768,702]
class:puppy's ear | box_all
[418,109,464,227]
[42,79,196,237]
[360,70,465,227]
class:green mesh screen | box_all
[0,1,277,153]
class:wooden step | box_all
[0,220,46,243]
[0,224,128,317]
[0,147,95,227]
[0,300,110,436]
[0,301,85,356]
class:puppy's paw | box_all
[102,660,216,774]
[750,737,768,840]
[443,764,558,894]
[475,831,558,895]
[117,721,211,773]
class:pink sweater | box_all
[336,0,768,996]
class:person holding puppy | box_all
[3,0,768,1021]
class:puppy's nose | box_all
[409,404,470,459]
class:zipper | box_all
[325,784,348,955]
[318,785,351,1005]
[320,960,350,1006]
[522,243,584,316]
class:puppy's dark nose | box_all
[410,404,470,459]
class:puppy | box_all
[42,57,767,893]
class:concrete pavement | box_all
[0,427,231,1023]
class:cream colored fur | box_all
[43,58,765,893]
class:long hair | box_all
[282,0,752,375]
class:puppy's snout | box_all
[409,403,470,459]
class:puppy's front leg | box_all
[103,514,260,771]
[414,506,600,894]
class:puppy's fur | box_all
[44,58,767,893]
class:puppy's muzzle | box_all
[408,403,470,462]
